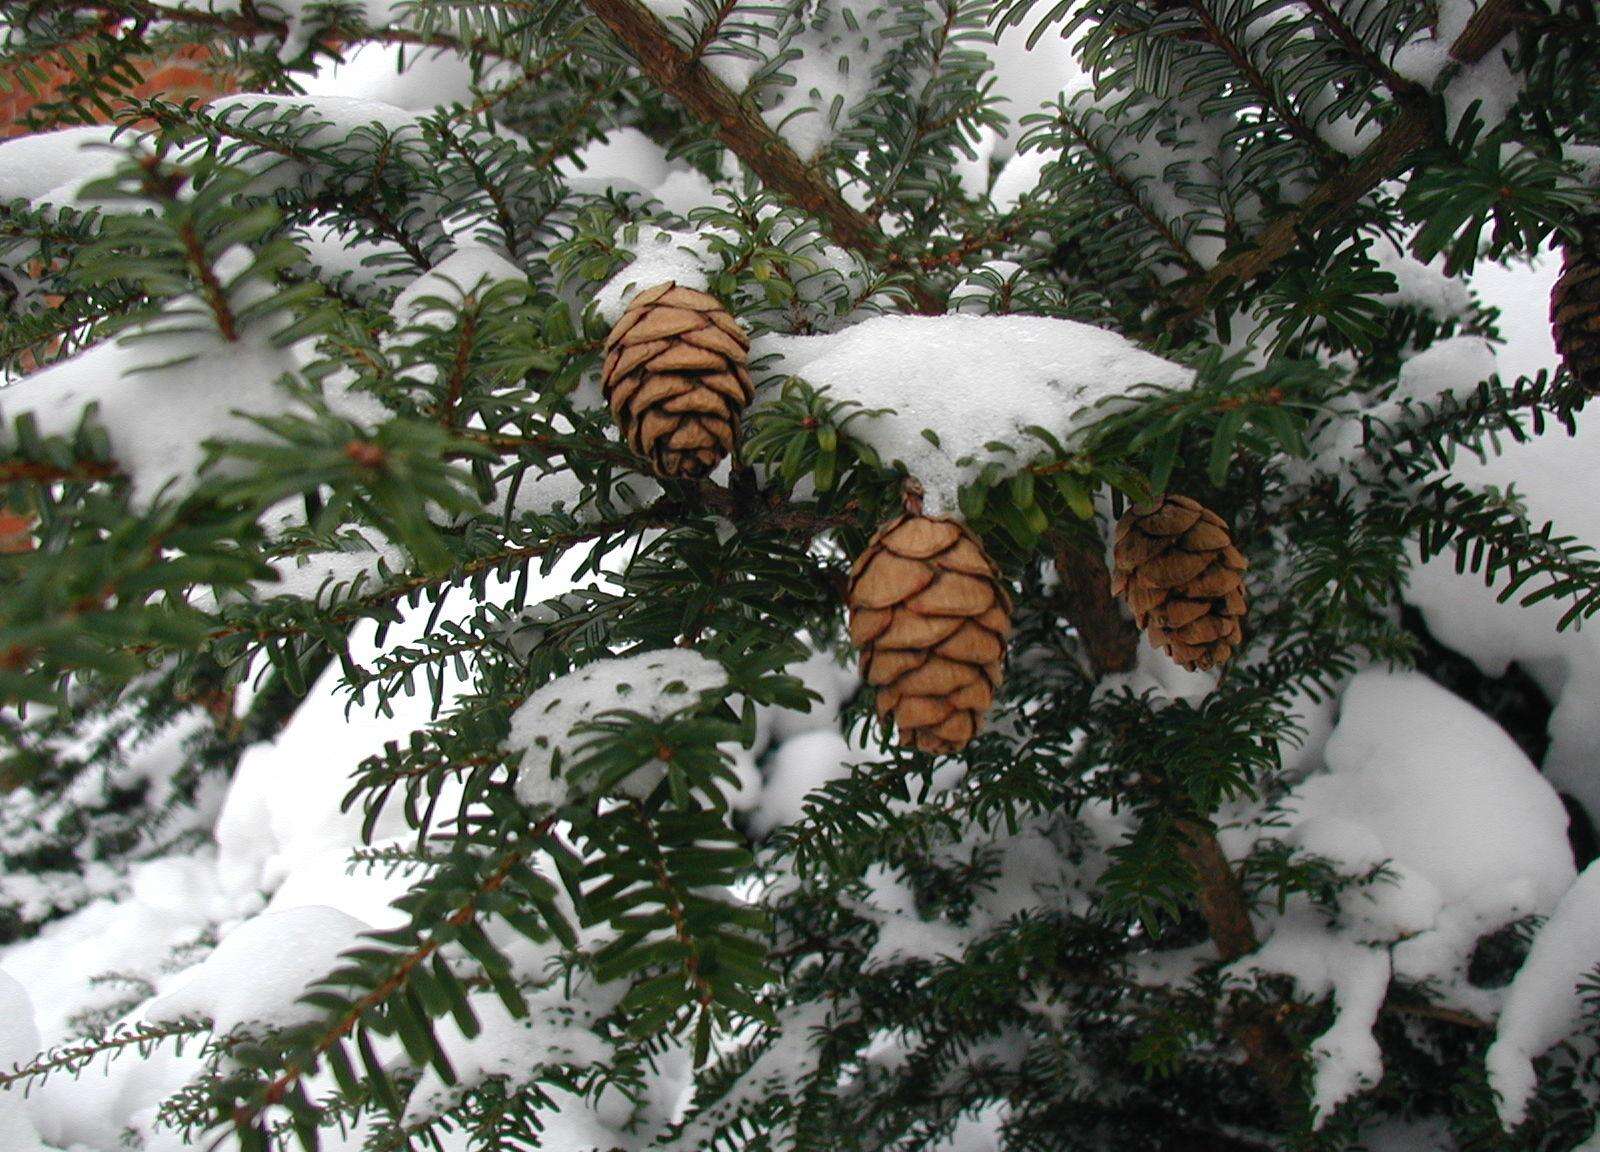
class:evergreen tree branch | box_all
[230,837,545,1136]
[1173,0,1524,318]
[577,0,944,313]
[1056,534,1306,1119]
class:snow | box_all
[200,93,422,198]
[146,905,369,1034]
[264,533,406,603]
[0,249,336,508]
[1227,907,1390,1124]
[0,967,48,1150]
[753,0,895,161]
[506,649,730,806]
[746,729,865,837]
[1487,860,1600,1127]
[1370,235,1474,318]
[559,128,719,217]
[1294,670,1572,929]
[392,244,525,324]
[302,43,491,112]
[756,314,1193,516]
[592,224,719,323]
[1235,669,1578,1122]
[0,125,125,206]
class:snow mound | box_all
[147,905,368,1035]
[592,224,720,323]
[1234,669,1576,1123]
[1293,670,1572,918]
[757,314,1193,516]
[507,649,729,806]
[1487,860,1600,1127]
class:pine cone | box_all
[1552,240,1600,395]
[1111,495,1246,672]
[601,282,753,479]
[848,515,1011,754]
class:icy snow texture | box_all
[147,905,369,1034]
[1487,860,1600,1126]
[303,43,486,111]
[0,124,125,206]
[758,314,1193,516]
[506,649,729,805]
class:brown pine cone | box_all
[601,282,753,479]
[848,514,1011,754]
[1111,495,1246,672]
[1552,240,1600,395]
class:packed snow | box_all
[757,314,1194,516]
[1487,859,1600,1127]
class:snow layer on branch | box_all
[593,224,719,324]
[1291,671,1572,934]
[1487,860,1600,1126]
[1227,907,1389,1125]
[303,43,491,111]
[507,649,729,806]
[559,128,719,218]
[754,0,895,161]
[405,985,611,1123]
[1236,670,1576,1121]
[0,125,124,206]
[393,244,525,324]
[147,905,368,1034]
[201,93,422,197]
[1403,253,1600,825]
[757,314,1193,516]
[0,256,316,508]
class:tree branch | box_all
[1173,0,1524,319]
[577,0,943,313]
[1057,533,1305,1119]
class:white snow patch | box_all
[592,225,720,324]
[0,254,316,508]
[147,905,368,1035]
[0,125,125,206]
[757,314,1192,517]
[1487,860,1600,1127]
[506,649,729,805]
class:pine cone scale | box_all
[601,282,752,479]
[1553,242,1600,394]
[1112,495,1246,672]
[848,513,1011,754]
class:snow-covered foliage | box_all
[3,0,1600,1150]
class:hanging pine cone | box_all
[1111,495,1246,672]
[848,514,1011,754]
[1552,239,1600,395]
[601,282,753,479]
